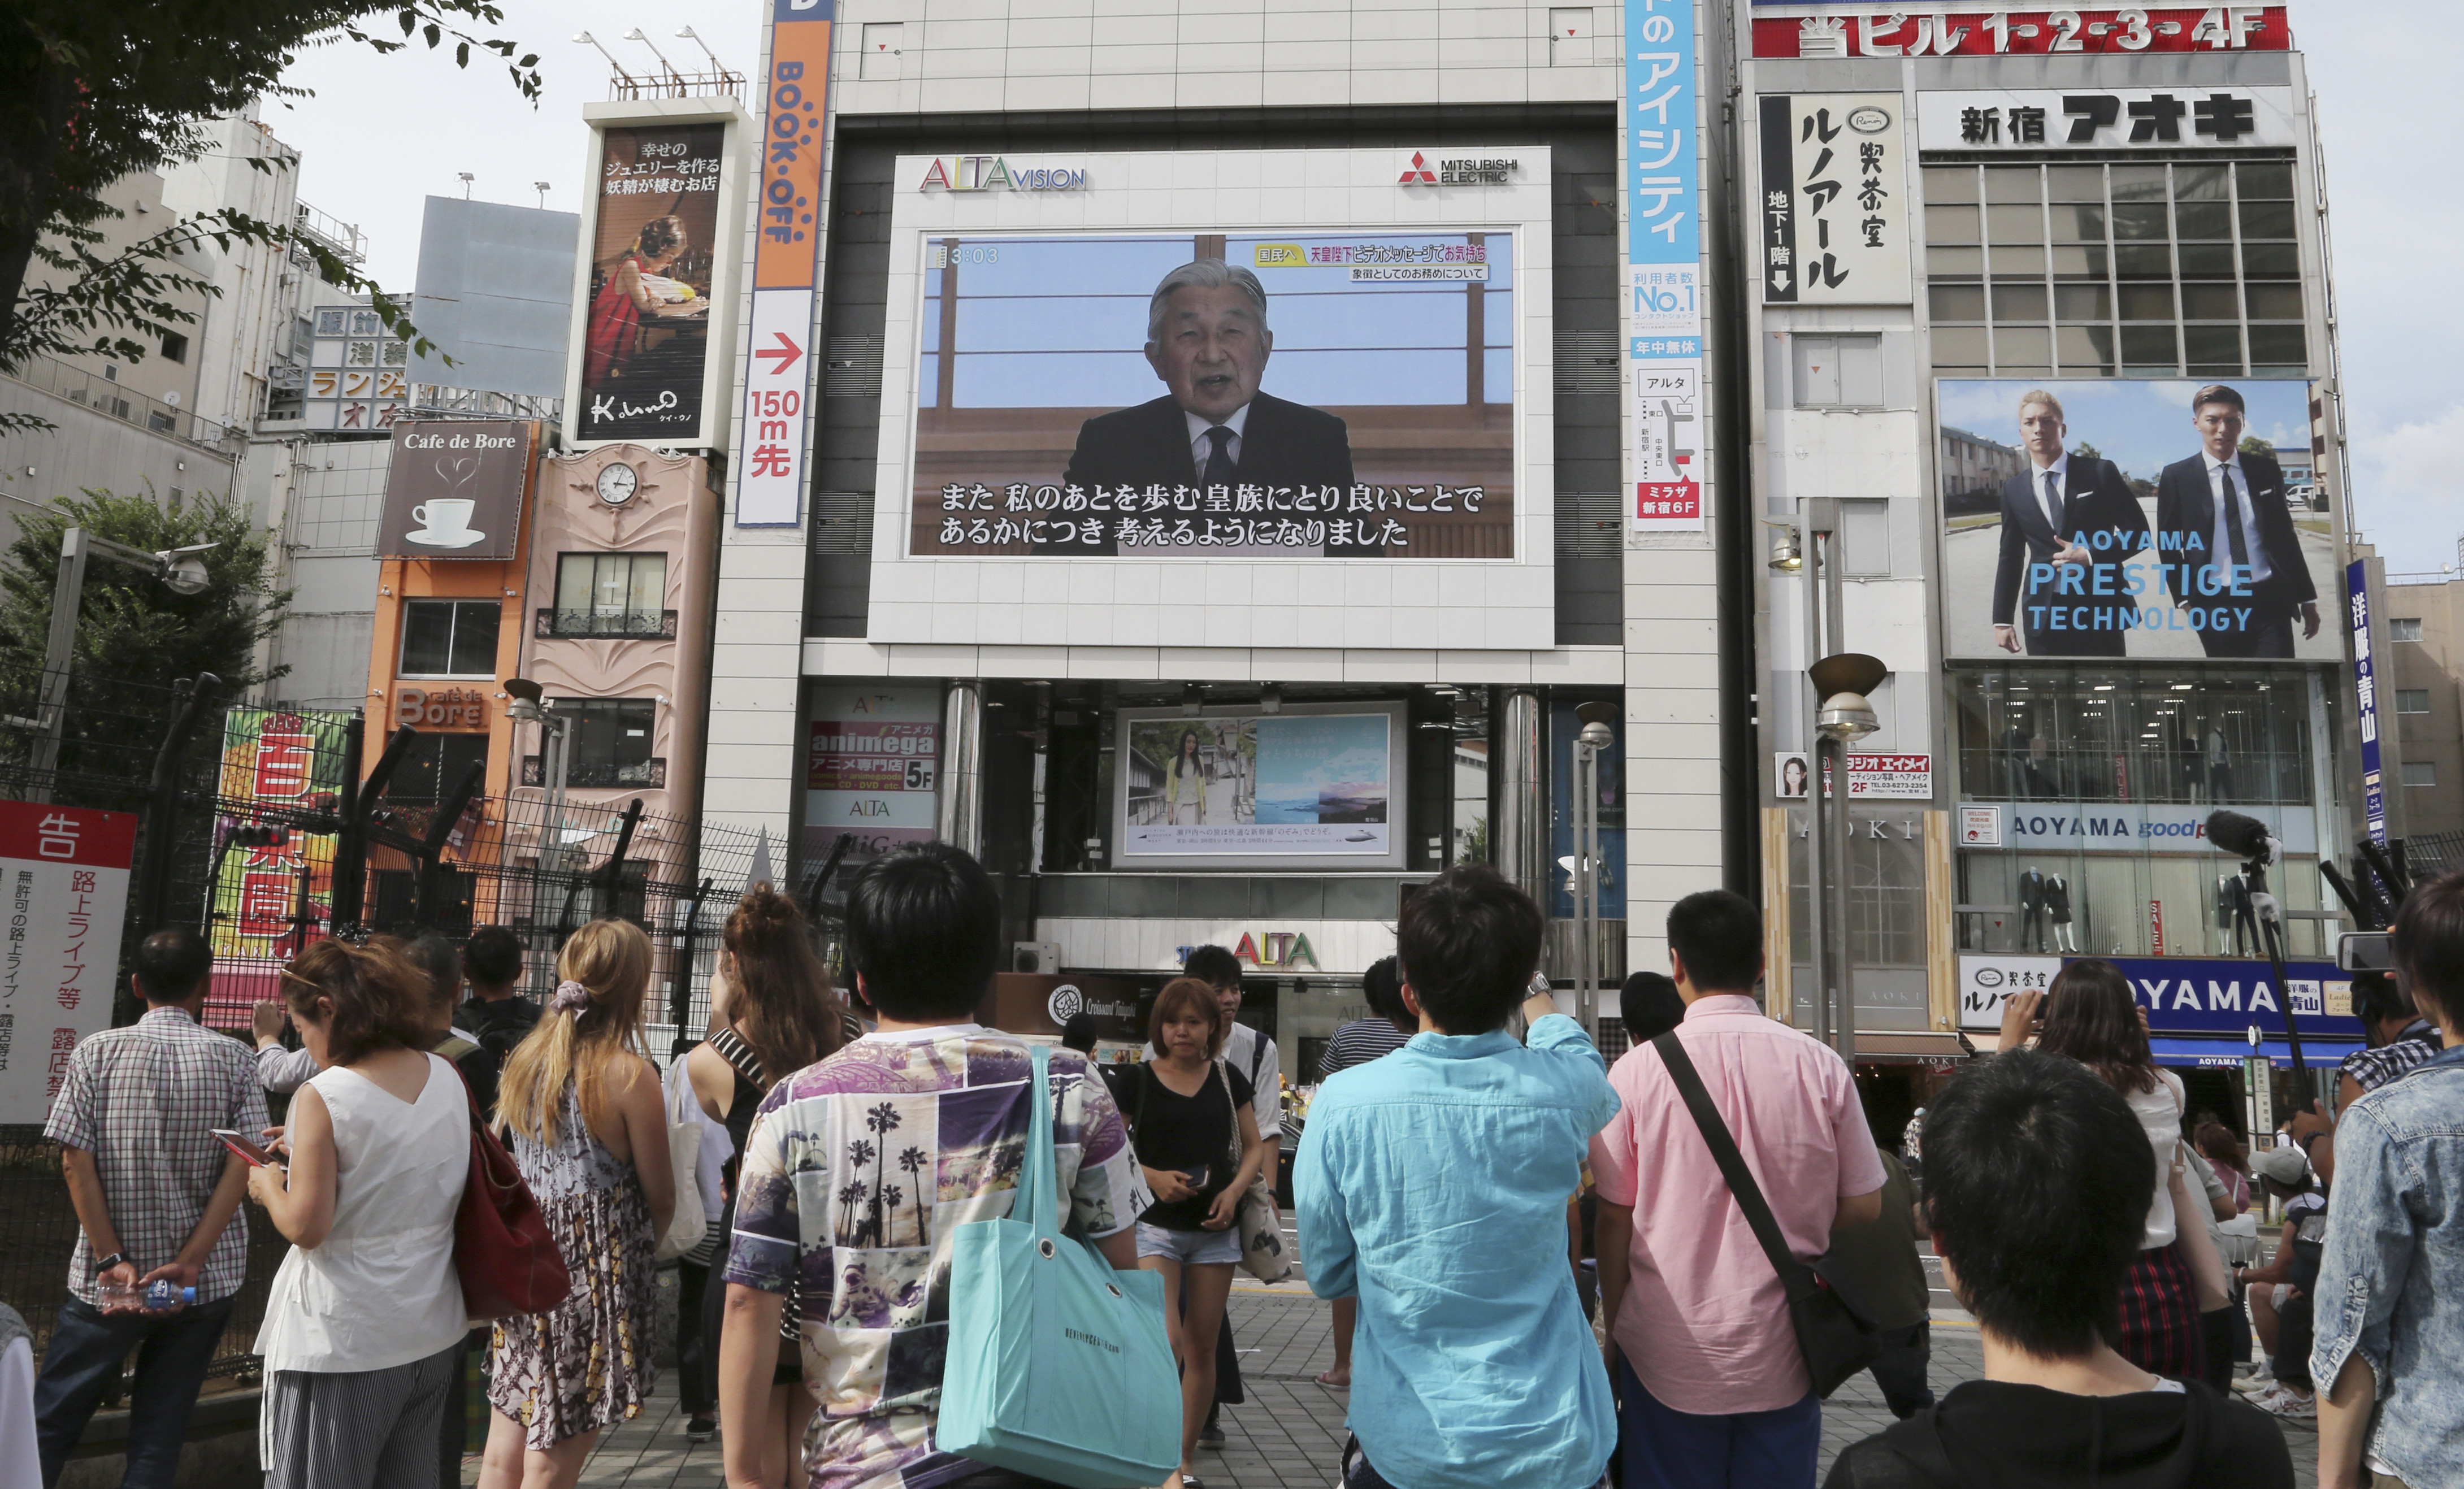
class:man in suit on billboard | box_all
[1051,260,1356,553]
[1990,389,2150,657]
[2154,383,2320,659]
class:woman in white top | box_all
[249,937,471,1489]
[2014,958,2229,1381]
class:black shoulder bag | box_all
[1651,1031,1881,1398]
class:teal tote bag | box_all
[938,1043,1180,1487]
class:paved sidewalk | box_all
[462,1284,2319,1488]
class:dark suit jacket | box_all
[1989,455,2150,653]
[2154,452,2315,617]
[1048,391,1356,554]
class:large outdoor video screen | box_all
[908,232,1515,559]
[1110,703,1407,871]
[1938,377,2339,662]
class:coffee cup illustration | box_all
[405,492,485,548]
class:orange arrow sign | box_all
[755,331,802,376]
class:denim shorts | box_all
[1136,1221,1241,1265]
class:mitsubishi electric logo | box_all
[1398,151,1519,186]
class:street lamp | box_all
[1569,701,1618,1032]
[503,675,573,872]
[571,31,638,86]
[1807,651,1888,1066]
[622,27,685,85]
[0,492,220,800]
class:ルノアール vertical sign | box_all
[736,0,835,527]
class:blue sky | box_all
[1938,378,2312,485]
[272,0,2443,562]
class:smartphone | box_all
[1181,1163,1212,1193]
[212,1130,280,1168]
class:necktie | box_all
[2041,470,2063,538]
[1202,426,1237,484]
[2218,464,2250,578]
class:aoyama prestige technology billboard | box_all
[870,147,1555,652]
[1938,377,2340,662]
[1112,702,1407,871]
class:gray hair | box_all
[1146,259,1270,346]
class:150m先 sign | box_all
[0,802,136,1125]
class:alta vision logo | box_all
[917,155,1085,192]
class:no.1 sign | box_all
[0,801,136,1124]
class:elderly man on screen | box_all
[1061,259,1357,503]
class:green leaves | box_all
[0,0,545,378]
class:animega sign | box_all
[1960,802,2316,856]
[1959,953,2359,1039]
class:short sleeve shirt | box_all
[45,1007,266,1305]
[723,1026,1143,1489]
[1589,996,1885,1416]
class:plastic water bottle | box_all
[96,1278,196,1311]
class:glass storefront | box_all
[1952,666,2338,960]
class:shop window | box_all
[1953,668,2315,808]
[551,553,669,639]
[390,733,489,805]
[2398,689,2432,714]
[1926,158,2307,377]
[2404,761,2437,788]
[2391,618,2423,642]
[399,599,502,677]
[548,698,660,788]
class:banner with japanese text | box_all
[206,709,351,987]
[1627,0,1704,531]
[1758,94,1910,305]
[0,802,135,1124]
[735,0,837,526]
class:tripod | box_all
[2240,850,2313,1113]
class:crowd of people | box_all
[14,848,2464,1489]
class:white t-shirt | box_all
[2127,1070,2187,1249]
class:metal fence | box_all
[0,680,827,1381]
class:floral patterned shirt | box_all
[723,1024,1143,1489]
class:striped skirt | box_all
[262,1343,461,1489]
[2115,1244,2205,1381]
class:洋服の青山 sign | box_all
[917,157,1085,191]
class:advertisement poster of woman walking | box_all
[1116,705,1402,868]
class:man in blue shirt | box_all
[1297,865,1619,1489]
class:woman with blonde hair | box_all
[251,937,471,1488]
[478,919,675,1489]
[682,883,849,1467]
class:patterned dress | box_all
[488,1080,658,1449]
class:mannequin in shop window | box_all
[1999,713,2034,800]
[2019,867,2049,953]
[2046,873,2078,953]
[2223,873,2258,957]
[2207,725,2232,802]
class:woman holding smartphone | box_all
[248,937,472,1489]
[1127,976,1272,1489]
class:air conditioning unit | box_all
[1013,941,1064,974]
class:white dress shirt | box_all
[256,1041,318,1095]
[2205,452,2274,585]
[1184,403,1252,481]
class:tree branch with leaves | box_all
[0,1,540,405]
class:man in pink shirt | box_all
[1591,889,1886,1489]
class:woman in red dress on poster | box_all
[583,216,688,387]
